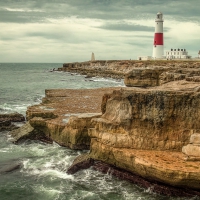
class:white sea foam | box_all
[0,103,13,112]
[36,185,63,194]
[39,169,74,180]
[91,77,124,84]
[0,103,30,115]
[22,158,74,180]
[33,185,63,200]
[0,148,9,152]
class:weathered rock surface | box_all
[67,153,94,174]
[0,112,25,131]
[67,153,200,197]
[124,67,167,87]
[29,113,101,149]
[58,60,200,87]
[25,88,117,149]
[0,160,21,174]
[14,60,200,194]
[10,122,51,144]
[125,65,200,87]
[88,81,200,190]
[182,133,200,161]
[91,160,200,197]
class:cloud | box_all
[0,0,199,62]
[99,22,154,32]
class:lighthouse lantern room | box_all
[152,12,164,59]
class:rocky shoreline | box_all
[9,60,200,197]
[67,154,200,197]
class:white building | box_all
[138,56,152,60]
[198,50,200,58]
[165,48,191,59]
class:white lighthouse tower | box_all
[152,12,164,59]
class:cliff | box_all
[10,60,200,196]
[89,81,200,190]
[58,60,200,82]
[24,88,116,149]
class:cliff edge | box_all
[10,60,200,196]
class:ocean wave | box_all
[0,103,29,115]
[90,77,124,84]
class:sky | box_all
[0,0,200,63]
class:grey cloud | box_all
[0,0,200,23]
[0,10,46,23]
[99,23,154,32]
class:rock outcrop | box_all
[29,113,101,149]
[10,122,52,144]
[88,81,200,190]
[25,88,116,149]
[0,112,25,131]
[67,154,94,174]
[12,60,200,196]
[58,60,200,86]
[182,133,200,161]
[124,67,167,87]
[0,160,21,174]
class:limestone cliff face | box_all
[89,85,200,189]
[29,114,101,149]
[124,63,200,87]
[58,60,200,86]
[90,88,200,151]
[124,68,166,87]
[25,88,115,149]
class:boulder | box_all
[182,133,200,160]
[67,154,94,174]
[0,112,25,122]
[124,68,165,87]
[10,122,51,144]
[29,113,101,149]
[0,112,25,131]
[0,160,21,174]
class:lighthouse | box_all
[152,12,164,59]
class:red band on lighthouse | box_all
[154,33,163,45]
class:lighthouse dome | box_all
[155,12,163,22]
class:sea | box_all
[0,63,197,200]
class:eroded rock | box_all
[88,85,200,190]
[67,153,94,174]
[182,133,200,161]
[124,68,165,87]
[10,121,52,144]
[0,112,25,131]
